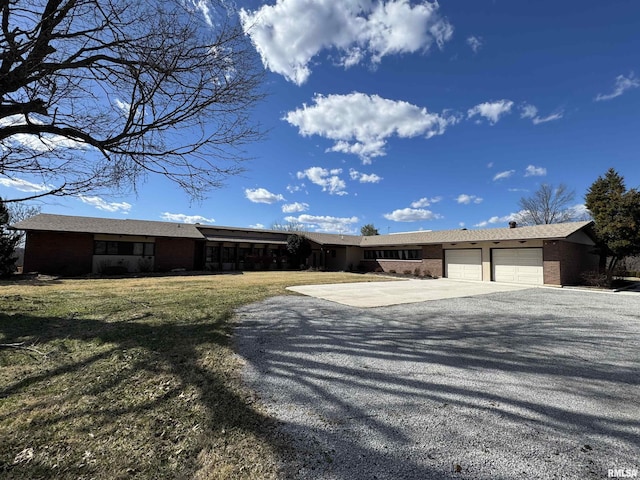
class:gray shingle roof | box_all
[300,222,593,246]
[12,214,594,246]
[358,221,595,247]
[11,214,204,239]
[303,232,363,246]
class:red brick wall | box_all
[24,231,93,276]
[360,244,444,277]
[559,241,599,285]
[422,244,444,277]
[544,240,599,286]
[154,238,198,271]
[543,241,561,285]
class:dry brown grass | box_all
[0,271,381,479]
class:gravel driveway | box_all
[235,288,640,480]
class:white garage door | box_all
[492,248,543,285]
[445,249,482,281]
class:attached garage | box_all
[492,248,543,285]
[445,249,482,281]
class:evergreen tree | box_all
[585,168,640,277]
[286,234,312,268]
[360,224,380,236]
[0,198,19,277]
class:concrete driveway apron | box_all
[286,278,534,307]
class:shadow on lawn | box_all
[0,307,282,479]
[236,289,640,479]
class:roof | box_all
[303,232,363,246]
[11,214,594,246]
[303,222,594,247]
[11,213,204,239]
[358,221,595,247]
[204,236,287,245]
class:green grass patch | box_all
[0,271,382,479]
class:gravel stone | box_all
[235,288,640,479]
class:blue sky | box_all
[2,0,639,234]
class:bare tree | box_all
[7,202,40,224]
[7,201,40,246]
[271,220,307,232]
[0,0,265,202]
[515,183,579,225]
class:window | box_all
[364,249,421,260]
[205,246,219,263]
[221,247,234,262]
[94,241,154,256]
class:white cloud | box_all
[524,165,547,177]
[190,0,213,26]
[349,168,383,183]
[250,223,265,229]
[595,73,640,101]
[79,195,132,213]
[410,196,441,208]
[297,167,347,195]
[456,194,483,204]
[0,115,88,152]
[474,212,520,228]
[466,35,483,53]
[520,103,563,124]
[240,0,453,85]
[244,187,285,204]
[467,99,514,125]
[493,169,515,181]
[383,207,441,222]
[282,202,310,213]
[0,177,52,193]
[520,104,538,119]
[161,212,215,224]
[569,203,590,220]
[285,92,459,163]
[532,111,563,124]
[284,213,359,234]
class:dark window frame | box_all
[364,249,422,260]
[94,240,155,256]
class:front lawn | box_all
[0,271,379,479]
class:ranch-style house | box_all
[12,214,599,286]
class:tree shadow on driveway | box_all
[235,288,640,480]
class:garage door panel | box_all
[445,249,482,281]
[492,249,543,285]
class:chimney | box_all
[509,221,517,229]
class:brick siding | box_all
[360,244,444,277]
[559,241,599,285]
[543,241,561,285]
[24,231,93,276]
[544,240,599,285]
[154,238,199,271]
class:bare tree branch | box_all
[516,183,579,225]
[0,0,266,202]
[0,341,49,359]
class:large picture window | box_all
[94,241,154,256]
[364,249,422,260]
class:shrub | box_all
[580,270,610,288]
[403,269,412,275]
[138,258,153,273]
